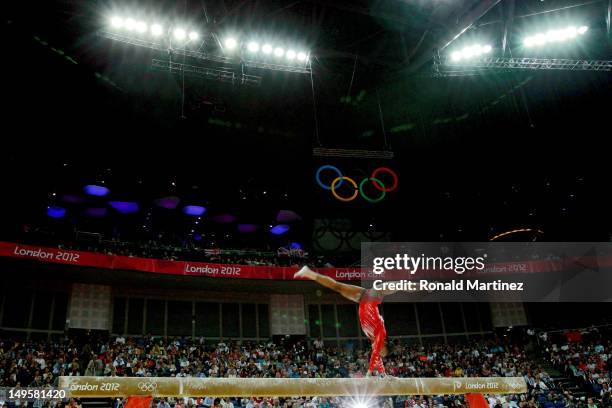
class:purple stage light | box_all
[211,214,237,223]
[276,210,302,222]
[289,242,302,249]
[183,205,206,216]
[85,207,108,217]
[84,185,110,197]
[193,233,202,241]
[154,196,181,209]
[237,223,258,233]
[47,206,66,218]
[61,194,86,204]
[109,201,139,213]
[270,224,290,235]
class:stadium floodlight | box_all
[274,47,284,57]
[135,21,147,33]
[523,25,589,48]
[150,24,163,36]
[247,41,259,52]
[449,44,492,61]
[224,37,238,50]
[189,31,199,41]
[110,16,124,29]
[296,51,307,61]
[262,44,273,54]
[172,28,186,41]
[286,50,296,60]
[124,18,137,31]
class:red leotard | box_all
[358,290,387,374]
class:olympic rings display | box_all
[331,176,358,202]
[316,165,398,203]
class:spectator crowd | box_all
[1,327,609,408]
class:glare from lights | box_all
[189,31,199,41]
[286,50,296,60]
[124,18,136,31]
[150,24,163,36]
[174,28,187,40]
[482,44,492,53]
[578,25,588,34]
[262,44,273,54]
[224,37,238,50]
[135,21,147,33]
[296,52,307,61]
[348,397,373,408]
[110,17,123,29]
[247,41,259,52]
[450,51,462,61]
[274,47,285,57]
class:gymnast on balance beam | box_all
[294,265,403,378]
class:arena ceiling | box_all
[2,0,612,248]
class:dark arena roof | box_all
[2,0,612,250]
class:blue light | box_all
[289,242,302,249]
[270,224,290,235]
[183,205,206,216]
[47,206,66,218]
[109,201,139,213]
[84,185,110,197]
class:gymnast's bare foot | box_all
[294,266,314,279]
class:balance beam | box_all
[59,376,527,397]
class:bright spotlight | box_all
[189,31,199,41]
[565,26,578,38]
[461,47,474,58]
[450,51,462,61]
[124,18,136,31]
[247,41,259,52]
[296,51,307,61]
[224,37,237,50]
[110,16,124,29]
[262,44,273,54]
[274,47,285,57]
[533,33,547,45]
[135,21,147,33]
[174,28,186,40]
[482,44,492,53]
[353,404,367,408]
[524,37,534,47]
[286,50,296,60]
[150,24,163,36]
[578,25,588,34]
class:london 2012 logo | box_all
[315,165,398,203]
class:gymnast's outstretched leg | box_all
[294,265,365,303]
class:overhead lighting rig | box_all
[102,14,312,75]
